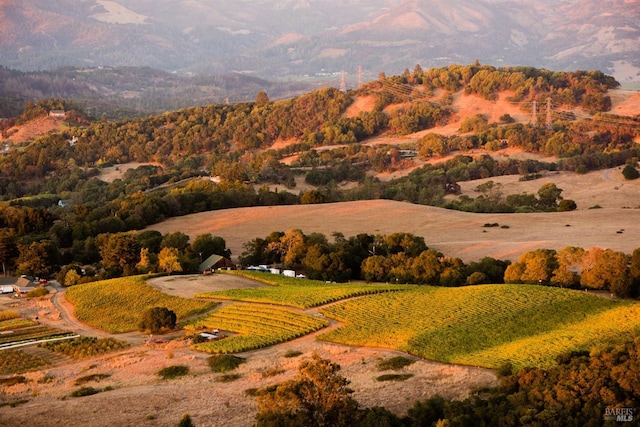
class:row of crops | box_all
[59,273,640,369]
[197,271,416,308]
[40,337,130,358]
[188,303,329,354]
[65,275,216,333]
[0,349,49,375]
[318,285,640,369]
[0,310,76,350]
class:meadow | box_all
[65,275,215,333]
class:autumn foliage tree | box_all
[255,354,359,427]
[97,232,140,276]
[158,247,182,275]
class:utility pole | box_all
[532,100,537,125]
[546,97,552,129]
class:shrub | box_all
[466,271,489,285]
[376,356,416,371]
[207,354,246,373]
[622,164,640,180]
[261,368,285,378]
[496,361,513,377]
[284,350,303,358]
[70,386,102,397]
[25,286,48,298]
[375,373,413,382]
[215,373,241,382]
[139,307,177,334]
[74,373,111,385]
[157,365,189,380]
[558,199,577,211]
[178,413,195,427]
[0,376,27,387]
[499,113,516,123]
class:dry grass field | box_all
[148,177,640,264]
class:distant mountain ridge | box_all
[0,0,638,84]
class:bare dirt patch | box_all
[97,162,163,183]
[0,116,65,144]
[0,275,497,427]
[344,95,377,118]
[147,273,265,298]
[608,89,640,117]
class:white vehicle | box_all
[0,286,14,294]
[199,332,218,340]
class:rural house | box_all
[48,110,66,119]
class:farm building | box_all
[13,276,37,295]
[198,254,235,274]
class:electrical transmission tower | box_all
[340,71,346,92]
[531,100,537,125]
[546,97,552,129]
[357,65,363,89]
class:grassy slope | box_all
[65,275,215,333]
[319,284,640,369]
[65,273,640,369]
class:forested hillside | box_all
[0,66,315,119]
[0,64,639,285]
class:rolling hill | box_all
[1,0,639,86]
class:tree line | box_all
[253,338,639,426]
[238,229,640,298]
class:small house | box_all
[49,110,66,119]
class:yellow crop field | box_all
[188,302,328,353]
[198,270,415,308]
[65,275,215,333]
[319,285,640,369]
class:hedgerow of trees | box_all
[239,229,639,298]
